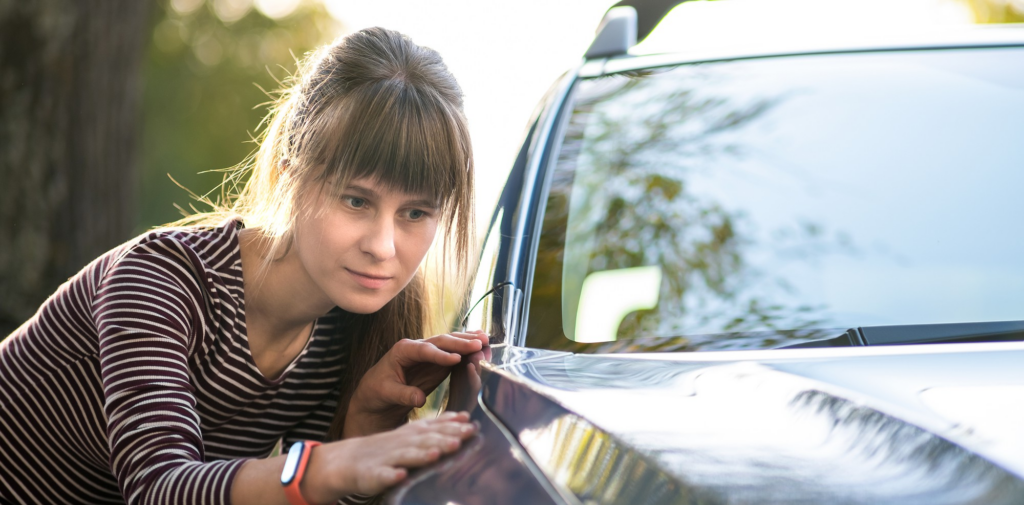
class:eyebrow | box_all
[346,184,440,209]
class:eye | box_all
[343,196,366,209]
[407,209,428,220]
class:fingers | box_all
[384,467,407,485]
[417,422,476,442]
[392,339,462,368]
[467,362,481,392]
[361,466,406,493]
[385,443,446,468]
[413,433,462,453]
[388,446,443,467]
[378,379,427,408]
[451,331,490,349]
[431,411,470,423]
[388,333,489,369]
[462,349,486,367]
[418,414,478,442]
[428,332,487,354]
[390,423,477,467]
[346,415,477,494]
[405,413,476,439]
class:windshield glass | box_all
[525,47,1024,352]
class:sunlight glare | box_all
[213,0,254,23]
[170,0,205,16]
[254,0,302,20]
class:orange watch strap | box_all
[284,440,322,505]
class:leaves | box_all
[140,0,340,230]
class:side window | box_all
[461,209,504,335]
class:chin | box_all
[334,294,393,315]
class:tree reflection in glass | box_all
[529,66,847,352]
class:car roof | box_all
[583,2,1024,77]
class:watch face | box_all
[281,442,305,485]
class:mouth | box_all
[345,268,393,290]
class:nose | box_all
[360,215,396,262]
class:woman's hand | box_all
[447,338,491,413]
[344,330,488,438]
[302,412,477,503]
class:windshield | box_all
[525,46,1024,353]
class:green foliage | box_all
[959,0,1024,23]
[140,0,340,230]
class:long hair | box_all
[174,27,474,440]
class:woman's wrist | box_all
[342,394,371,439]
[299,441,348,505]
[344,391,407,439]
[341,415,368,439]
[342,409,395,439]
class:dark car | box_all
[387,3,1024,504]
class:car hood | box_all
[481,341,1024,504]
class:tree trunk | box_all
[0,0,148,335]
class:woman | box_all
[0,27,486,505]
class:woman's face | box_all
[293,176,440,314]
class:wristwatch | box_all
[281,440,322,505]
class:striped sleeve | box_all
[93,239,246,505]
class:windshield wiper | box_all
[780,320,1024,348]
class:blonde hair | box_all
[177,27,474,439]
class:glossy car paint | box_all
[386,400,561,505]
[496,343,1024,504]
[392,343,1024,504]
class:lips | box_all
[346,268,393,290]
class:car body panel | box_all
[392,342,1024,504]
[496,343,1024,481]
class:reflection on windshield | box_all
[527,48,1024,352]
[575,265,662,343]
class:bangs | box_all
[300,77,471,212]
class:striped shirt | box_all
[0,219,351,504]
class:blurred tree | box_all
[0,0,148,335]
[0,0,339,335]
[959,0,1024,22]
[141,0,340,230]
